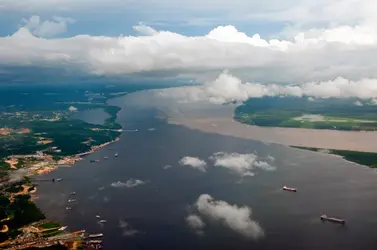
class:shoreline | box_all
[32,136,121,176]
[0,98,124,248]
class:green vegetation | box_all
[5,184,23,193]
[0,161,11,170]
[42,229,62,237]
[0,194,45,243]
[0,161,11,177]
[39,222,61,229]
[292,146,377,168]
[235,97,377,131]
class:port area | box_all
[0,223,104,250]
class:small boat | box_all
[90,159,100,163]
[99,220,107,224]
[88,240,102,244]
[66,206,72,210]
[320,214,346,224]
[68,199,76,203]
[104,156,108,159]
[88,233,104,238]
[282,186,297,192]
[58,226,68,231]
[96,215,101,219]
[56,178,63,182]
[70,192,76,195]
[114,153,118,157]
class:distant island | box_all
[234,97,377,131]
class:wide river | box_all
[35,90,377,250]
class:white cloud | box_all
[68,105,78,111]
[308,97,316,102]
[354,100,363,106]
[159,72,377,104]
[209,152,275,176]
[133,23,158,36]
[179,156,207,172]
[267,155,275,162]
[2,22,377,84]
[110,179,146,188]
[186,214,205,235]
[118,219,140,237]
[162,165,172,170]
[370,99,377,105]
[194,194,264,239]
[21,15,74,37]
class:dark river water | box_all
[35,91,377,250]
[72,108,110,125]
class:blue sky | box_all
[0,0,295,38]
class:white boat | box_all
[114,153,118,157]
[66,206,72,210]
[58,226,68,231]
[99,220,107,223]
[96,215,101,219]
[68,199,76,203]
[70,192,76,195]
[88,233,103,238]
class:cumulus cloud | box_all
[193,194,264,239]
[21,15,74,37]
[119,219,140,237]
[159,71,377,104]
[186,214,205,235]
[209,152,275,176]
[2,21,377,84]
[68,105,78,111]
[179,156,207,172]
[111,179,146,188]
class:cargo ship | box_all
[282,186,297,192]
[320,214,346,224]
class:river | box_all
[35,90,377,250]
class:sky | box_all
[1,0,377,100]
